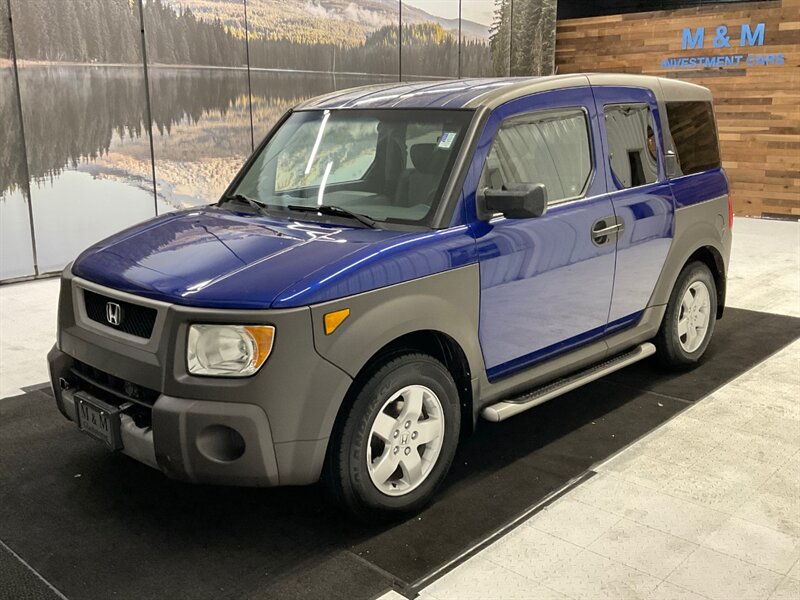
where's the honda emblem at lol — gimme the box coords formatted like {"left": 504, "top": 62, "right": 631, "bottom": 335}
{"left": 106, "top": 302, "right": 122, "bottom": 326}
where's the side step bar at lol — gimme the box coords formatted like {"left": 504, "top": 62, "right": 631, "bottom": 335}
{"left": 481, "top": 343, "right": 656, "bottom": 423}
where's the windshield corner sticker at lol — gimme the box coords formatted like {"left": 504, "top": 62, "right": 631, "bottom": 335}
{"left": 438, "top": 132, "right": 457, "bottom": 149}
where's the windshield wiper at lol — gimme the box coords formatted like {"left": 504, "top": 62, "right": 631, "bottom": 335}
{"left": 221, "top": 193, "right": 271, "bottom": 216}
{"left": 286, "top": 204, "right": 378, "bottom": 229}
{"left": 219, "top": 194, "right": 293, "bottom": 237}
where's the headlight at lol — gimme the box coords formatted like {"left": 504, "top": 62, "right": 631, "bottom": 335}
{"left": 187, "top": 325, "right": 275, "bottom": 377}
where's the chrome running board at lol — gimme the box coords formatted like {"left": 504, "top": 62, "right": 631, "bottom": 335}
{"left": 481, "top": 343, "right": 656, "bottom": 423}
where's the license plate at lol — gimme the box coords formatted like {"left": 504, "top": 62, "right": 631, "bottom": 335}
{"left": 75, "top": 392, "right": 121, "bottom": 450}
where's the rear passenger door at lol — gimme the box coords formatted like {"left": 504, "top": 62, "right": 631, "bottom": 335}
{"left": 593, "top": 86, "right": 675, "bottom": 326}
{"left": 472, "top": 88, "right": 617, "bottom": 380}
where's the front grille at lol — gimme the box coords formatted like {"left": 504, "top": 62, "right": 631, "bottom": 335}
{"left": 70, "top": 361, "right": 157, "bottom": 428}
{"left": 84, "top": 289, "right": 157, "bottom": 339}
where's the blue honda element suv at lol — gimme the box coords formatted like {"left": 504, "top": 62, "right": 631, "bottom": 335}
{"left": 49, "top": 74, "right": 731, "bottom": 517}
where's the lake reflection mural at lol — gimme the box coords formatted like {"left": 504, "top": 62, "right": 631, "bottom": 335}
{"left": 1, "top": 0, "right": 556, "bottom": 281}
{"left": 0, "top": 0, "right": 36, "bottom": 280}
{"left": 10, "top": 0, "right": 157, "bottom": 274}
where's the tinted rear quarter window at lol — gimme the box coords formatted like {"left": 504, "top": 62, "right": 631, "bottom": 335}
{"left": 666, "top": 101, "right": 721, "bottom": 176}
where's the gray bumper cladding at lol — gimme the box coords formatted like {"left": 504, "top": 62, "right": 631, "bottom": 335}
{"left": 48, "top": 271, "right": 356, "bottom": 487}
{"left": 153, "top": 395, "right": 279, "bottom": 487}
{"left": 49, "top": 345, "right": 281, "bottom": 487}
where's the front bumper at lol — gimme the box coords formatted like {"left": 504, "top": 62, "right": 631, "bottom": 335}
{"left": 49, "top": 272, "right": 354, "bottom": 487}
{"left": 51, "top": 345, "right": 281, "bottom": 485}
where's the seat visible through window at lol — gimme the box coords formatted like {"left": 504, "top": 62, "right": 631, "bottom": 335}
{"left": 395, "top": 143, "right": 449, "bottom": 208}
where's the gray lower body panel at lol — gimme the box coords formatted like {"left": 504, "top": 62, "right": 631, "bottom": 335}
{"left": 48, "top": 345, "right": 329, "bottom": 487}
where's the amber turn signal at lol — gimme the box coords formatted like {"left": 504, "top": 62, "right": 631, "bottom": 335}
{"left": 324, "top": 308, "right": 350, "bottom": 335}
{"left": 244, "top": 325, "right": 276, "bottom": 370}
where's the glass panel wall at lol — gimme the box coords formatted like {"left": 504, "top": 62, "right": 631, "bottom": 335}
{"left": 401, "top": 1, "right": 459, "bottom": 80}
{"left": 142, "top": 0, "right": 252, "bottom": 211}
{"left": 0, "top": 0, "right": 557, "bottom": 282}
{"left": 510, "top": 0, "right": 557, "bottom": 76}
{"left": 246, "top": 0, "right": 400, "bottom": 142}
{"left": 0, "top": 0, "right": 35, "bottom": 280}
{"left": 462, "top": 0, "right": 501, "bottom": 76}
{"left": 10, "top": 0, "right": 158, "bottom": 274}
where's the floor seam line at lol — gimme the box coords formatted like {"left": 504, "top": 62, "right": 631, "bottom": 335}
{"left": 406, "top": 470, "right": 597, "bottom": 594}
{"left": 581, "top": 546, "right": 667, "bottom": 581}
{"left": 604, "top": 380, "right": 696, "bottom": 405}
{"left": 695, "top": 533, "right": 798, "bottom": 577}
{"left": 346, "top": 549, "right": 412, "bottom": 597}
{"left": 0, "top": 538, "right": 70, "bottom": 600}
{"left": 662, "top": 552, "right": 715, "bottom": 600}
{"left": 589, "top": 400, "right": 702, "bottom": 474}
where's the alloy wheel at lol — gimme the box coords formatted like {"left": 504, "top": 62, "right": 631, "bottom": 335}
{"left": 678, "top": 280, "right": 712, "bottom": 353}
{"left": 366, "top": 384, "right": 445, "bottom": 497}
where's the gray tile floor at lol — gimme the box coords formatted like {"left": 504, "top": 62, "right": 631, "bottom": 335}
{"left": 1, "top": 217, "right": 798, "bottom": 600}
{"left": 378, "top": 218, "right": 800, "bottom": 600}
{"left": 0, "top": 276, "right": 59, "bottom": 397}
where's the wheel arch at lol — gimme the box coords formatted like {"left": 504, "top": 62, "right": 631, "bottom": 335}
{"left": 311, "top": 266, "right": 484, "bottom": 451}
{"left": 651, "top": 241, "right": 727, "bottom": 322}
{"left": 323, "top": 329, "right": 477, "bottom": 455}
{"left": 649, "top": 199, "right": 731, "bottom": 320}
{"left": 686, "top": 245, "right": 726, "bottom": 318}
{"left": 320, "top": 328, "right": 476, "bottom": 492}
{"left": 350, "top": 329, "right": 475, "bottom": 437}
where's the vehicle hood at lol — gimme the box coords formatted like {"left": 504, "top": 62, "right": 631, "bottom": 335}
{"left": 71, "top": 207, "right": 415, "bottom": 309}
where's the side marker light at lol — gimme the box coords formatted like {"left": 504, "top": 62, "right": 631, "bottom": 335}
{"left": 324, "top": 308, "right": 350, "bottom": 335}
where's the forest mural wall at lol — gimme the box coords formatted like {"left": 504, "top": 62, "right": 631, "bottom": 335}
{"left": 1, "top": 0, "right": 36, "bottom": 280}
{"left": 1, "top": 0, "right": 557, "bottom": 281}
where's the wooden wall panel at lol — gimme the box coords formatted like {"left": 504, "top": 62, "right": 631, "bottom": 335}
{"left": 556, "top": 0, "right": 800, "bottom": 217}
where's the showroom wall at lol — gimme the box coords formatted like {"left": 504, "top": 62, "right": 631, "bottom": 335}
{"left": 556, "top": 0, "right": 800, "bottom": 218}
{"left": 0, "top": 0, "right": 557, "bottom": 282}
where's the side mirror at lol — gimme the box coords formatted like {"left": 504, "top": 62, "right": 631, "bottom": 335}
{"left": 482, "top": 183, "right": 547, "bottom": 219}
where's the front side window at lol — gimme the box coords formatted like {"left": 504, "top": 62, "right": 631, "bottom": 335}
{"left": 604, "top": 104, "right": 659, "bottom": 189}
{"left": 665, "top": 100, "right": 721, "bottom": 176}
{"left": 481, "top": 109, "right": 592, "bottom": 205}
{"left": 232, "top": 109, "right": 473, "bottom": 226}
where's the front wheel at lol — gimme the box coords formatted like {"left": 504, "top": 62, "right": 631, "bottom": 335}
{"left": 323, "top": 353, "right": 461, "bottom": 519}
{"left": 655, "top": 261, "right": 717, "bottom": 370}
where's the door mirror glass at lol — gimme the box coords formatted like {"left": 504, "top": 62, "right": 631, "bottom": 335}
{"left": 483, "top": 183, "right": 548, "bottom": 219}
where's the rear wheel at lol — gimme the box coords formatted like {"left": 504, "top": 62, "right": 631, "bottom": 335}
{"left": 655, "top": 261, "right": 717, "bottom": 370}
{"left": 323, "top": 353, "right": 460, "bottom": 519}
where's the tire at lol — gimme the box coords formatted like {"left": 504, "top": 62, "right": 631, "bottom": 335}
{"left": 655, "top": 261, "right": 717, "bottom": 370}
{"left": 323, "top": 352, "right": 461, "bottom": 520}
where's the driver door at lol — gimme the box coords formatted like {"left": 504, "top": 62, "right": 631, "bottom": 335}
{"left": 473, "top": 88, "right": 617, "bottom": 380}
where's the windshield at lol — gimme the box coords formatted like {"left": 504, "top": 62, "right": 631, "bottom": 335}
{"left": 231, "top": 109, "right": 474, "bottom": 226}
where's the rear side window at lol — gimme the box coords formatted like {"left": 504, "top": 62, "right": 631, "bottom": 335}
{"left": 604, "top": 104, "right": 659, "bottom": 189}
{"left": 483, "top": 109, "right": 592, "bottom": 205}
{"left": 666, "top": 101, "right": 721, "bottom": 176}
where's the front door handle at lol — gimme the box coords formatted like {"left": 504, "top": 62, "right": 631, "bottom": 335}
{"left": 592, "top": 217, "right": 624, "bottom": 245}
{"left": 593, "top": 223, "right": 623, "bottom": 237}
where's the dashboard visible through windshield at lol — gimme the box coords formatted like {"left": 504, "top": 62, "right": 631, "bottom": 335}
{"left": 230, "top": 108, "right": 474, "bottom": 227}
